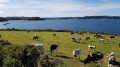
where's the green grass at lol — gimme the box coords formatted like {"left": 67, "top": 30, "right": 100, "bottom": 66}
{"left": 0, "top": 31, "right": 120, "bottom": 67}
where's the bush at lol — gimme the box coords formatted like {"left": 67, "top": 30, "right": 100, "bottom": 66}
{"left": 0, "top": 40, "right": 11, "bottom": 46}
{"left": 19, "top": 45, "right": 40, "bottom": 67}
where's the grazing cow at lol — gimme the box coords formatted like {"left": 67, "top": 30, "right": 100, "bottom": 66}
{"left": 86, "top": 37, "right": 90, "bottom": 40}
{"left": 84, "top": 52, "right": 104, "bottom": 66}
{"left": 88, "top": 45, "right": 96, "bottom": 51}
{"left": 96, "top": 35, "right": 101, "bottom": 38}
{"left": 107, "top": 52, "right": 120, "bottom": 67}
{"left": 62, "top": 32, "right": 64, "bottom": 35}
{"left": 94, "top": 34, "right": 98, "bottom": 37}
{"left": 108, "top": 60, "right": 120, "bottom": 67}
{"left": 32, "top": 43, "right": 44, "bottom": 53}
{"left": 77, "top": 38, "right": 81, "bottom": 43}
{"left": 107, "top": 38, "right": 112, "bottom": 40}
{"left": 71, "top": 37, "right": 76, "bottom": 42}
{"left": 50, "top": 44, "right": 58, "bottom": 55}
{"left": 78, "top": 32, "right": 83, "bottom": 35}
{"left": 110, "top": 36, "right": 115, "bottom": 39}
{"left": 97, "top": 35, "right": 105, "bottom": 38}
{"left": 27, "top": 31, "right": 30, "bottom": 33}
{"left": 53, "top": 33, "right": 56, "bottom": 37}
{"left": 71, "top": 32, "right": 74, "bottom": 35}
{"left": 79, "top": 32, "right": 84, "bottom": 35}
{"left": 107, "top": 52, "right": 116, "bottom": 62}
{"left": 33, "top": 36, "right": 39, "bottom": 40}
{"left": 94, "top": 34, "right": 105, "bottom": 38}
{"left": 73, "top": 48, "right": 81, "bottom": 59}
{"left": 0, "top": 35, "right": 1, "bottom": 38}
{"left": 99, "top": 39, "right": 105, "bottom": 42}
{"left": 78, "top": 32, "right": 81, "bottom": 35}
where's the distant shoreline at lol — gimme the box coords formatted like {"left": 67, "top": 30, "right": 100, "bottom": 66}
{"left": 0, "top": 28, "right": 118, "bottom": 35}
{"left": 1, "top": 16, "right": 120, "bottom": 22}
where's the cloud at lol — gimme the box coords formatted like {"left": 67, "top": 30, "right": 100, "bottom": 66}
{"left": 0, "top": 0, "right": 120, "bottom": 17}
{"left": 0, "top": 0, "right": 9, "bottom": 3}
{"left": 0, "top": 4, "right": 4, "bottom": 7}
{"left": 0, "top": 11, "right": 4, "bottom": 14}
{"left": 17, "top": 9, "right": 40, "bottom": 16}
{"left": 26, "top": 1, "right": 120, "bottom": 12}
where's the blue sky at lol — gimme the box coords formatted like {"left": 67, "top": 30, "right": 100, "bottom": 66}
{"left": 0, "top": 0, "right": 120, "bottom": 17}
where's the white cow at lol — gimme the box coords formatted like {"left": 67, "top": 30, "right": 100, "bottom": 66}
{"left": 88, "top": 45, "right": 96, "bottom": 51}
{"left": 73, "top": 48, "right": 81, "bottom": 59}
{"left": 99, "top": 39, "right": 105, "bottom": 42}
{"left": 107, "top": 52, "right": 118, "bottom": 67}
{"left": 62, "top": 32, "right": 64, "bottom": 35}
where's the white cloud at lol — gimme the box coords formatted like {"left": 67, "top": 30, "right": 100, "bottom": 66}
{"left": 1, "top": 0, "right": 120, "bottom": 17}
{"left": 0, "top": 0, "right": 9, "bottom": 3}
{"left": 26, "top": 1, "right": 120, "bottom": 12}
{"left": 0, "top": 4, "right": 4, "bottom": 7}
{"left": 17, "top": 9, "right": 40, "bottom": 16}
{"left": 0, "top": 11, "right": 4, "bottom": 14}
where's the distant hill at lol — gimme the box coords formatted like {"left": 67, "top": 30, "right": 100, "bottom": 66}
{"left": 46, "top": 16, "right": 120, "bottom": 19}
{"left": 1, "top": 16, "right": 120, "bottom": 22}
{"left": 0, "top": 17, "right": 8, "bottom": 22}
{"left": 6, "top": 17, "right": 46, "bottom": 20}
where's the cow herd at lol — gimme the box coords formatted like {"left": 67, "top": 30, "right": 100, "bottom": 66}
{"left": 30, "top": 32, "right": 119, "bottom": 67}
{"left": 0, "top": 31, "right": 119, "bottom": 67}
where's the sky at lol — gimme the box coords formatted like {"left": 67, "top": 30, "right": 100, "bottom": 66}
{"left": 0, "top": 0, "right": 120, "bottom": 17}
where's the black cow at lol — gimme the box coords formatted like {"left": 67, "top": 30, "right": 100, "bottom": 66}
{"left": 53, "top": 33, "right": 56, "bottom": 37}
{"left": 27, "top": 31, "right": 30, "bottom": 33}
{"left": 33, "top": 36, "right": 39, "bottom": 40}
{"left": 94, "top": 34, "right": 104, "bottom": 38}
{"left": 96, "top": 35, "right": 103, "bottom": 38}
{"left": 86, "top": 37, "right": 90, "bottom": 40}
{"left": 110, "top": 36, "right": 115, "bottom": 39}
{"left": 50, "top": 44, "right": 58, "bottom": 55}
{"left": 71, "top": 37, "right": 76, "bottom": 42}
{"left": 94, "top": 34, "right": 98, "bottom": 37}
{"left": 0, "top": 35, "right": 1, "bottom": 38}
{"left": 84, "top": 53, "right": 104, "bottom": 64}
{"left": 71, "top": 32, "right": 74, "bottom": 35}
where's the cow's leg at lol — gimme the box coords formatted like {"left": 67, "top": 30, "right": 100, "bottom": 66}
{"left": 56, "top": 48, "right": 58, "bottom": 55}
{"left": 94, "top": 48, "right": 96, "bottom": 51}
{"left": 50, "top": 51, "right": 52, "bottom": 55}
{"left": 78, "top": 54, "right": 80, "bottom": 59}
{"left": 88, "top": 48, "right": 90, "bottom": 51}
{"left": 37, "top": 38, "right": 38, "bottom": 41}
{"left": 99, "top": 59, "right": 102, "bottom": 67}
{"left": 76, "top": 55, "right": 77, "bottom": 59}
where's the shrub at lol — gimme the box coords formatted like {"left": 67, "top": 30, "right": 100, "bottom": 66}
{"left": 0, "top": 40, "right": 11, "bottom": 46}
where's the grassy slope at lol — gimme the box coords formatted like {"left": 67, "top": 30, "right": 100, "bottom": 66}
{"left": 0, "top": 31, "right": 120, "bottom": 67}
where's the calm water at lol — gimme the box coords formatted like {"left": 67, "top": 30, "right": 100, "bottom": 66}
{"left": 0, "top": 19, "right": 120, "bottom": 34}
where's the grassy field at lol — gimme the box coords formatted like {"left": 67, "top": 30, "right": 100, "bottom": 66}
{"left": 0, "top": 31, "right": 120, "bottom": 67}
